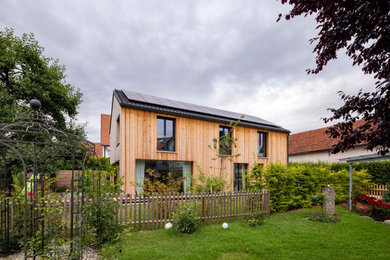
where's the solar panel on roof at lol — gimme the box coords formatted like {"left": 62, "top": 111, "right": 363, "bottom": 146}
{"left": 121, "top": 90, "right": 282, "bottom": 128}
{"left": 124, "top": 91, "right": 142, "bottom": 101}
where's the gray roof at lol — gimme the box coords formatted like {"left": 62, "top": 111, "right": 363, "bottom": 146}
{"left": 114, "top": 89, "right": 290, "bottom": 133}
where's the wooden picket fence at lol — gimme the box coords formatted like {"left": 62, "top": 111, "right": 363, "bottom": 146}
{"left": 63, "top": 190, "right": 270, "bottom": 229}
{"left": 362, "top": 184, "right": 388, "bottom": 199}
{"left": 3, "top": 190, "right": 269, "bottom": 232}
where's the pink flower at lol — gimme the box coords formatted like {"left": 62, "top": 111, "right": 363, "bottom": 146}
{"left": 28, "top": 191, "right": 33, "bottom": 196}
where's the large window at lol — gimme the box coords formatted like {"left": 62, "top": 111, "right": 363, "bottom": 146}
{"left": 234, "top": 163, "right": 247, "bottom": 191}
{"left": 258, "top": 131, "right": 267, "bottom": 157}
{"left": 157, "top": 117, "right": 175, "bottom": 152}
{"left": 219, "top": 125, "right": 232, "bottom": 155}
{"left": 135, "top": 160, "right": 192, "bottom": 194}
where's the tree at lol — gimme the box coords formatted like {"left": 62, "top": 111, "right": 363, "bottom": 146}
{"left": 209, "top": 117, "right": 242, "bottom": 177}
{"left": 278, "top": 1, "right": 390, "bottom": 154}
{"left": 0, "top": 28, "right": 83, "bottom": 134}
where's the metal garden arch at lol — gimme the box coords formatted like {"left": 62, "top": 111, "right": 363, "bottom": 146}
{"left": 0, "top": 100, "right": 97, "bottom": 259}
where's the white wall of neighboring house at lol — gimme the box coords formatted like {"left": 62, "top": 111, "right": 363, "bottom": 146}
{"left": 110, "top": 96, "right": 121, "bottom": 164}
{"left": 289, "top": 145, "right": 378, "bottom": 163}
{"left": 103, "top": 145, "right": 110, "bottom": 158}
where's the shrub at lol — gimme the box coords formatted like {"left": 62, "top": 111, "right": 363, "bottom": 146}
{"left": 140, "top": 169, "right": 185, "bottom": 194}
{"left": 82, "top": 165, "right": 124, "bottom": 247}
{"left": 83, "top": 197, "right": 124, "bottom": 246}
{"left": 351, "top": 190, "right": 376, "bottom": 204}
{"left": 382, "top": 189, "right": 390, "bottom": 203}
{"left": 191, "top": 169, "right": 227, "bottom": 193}
{"left": 289, "top": 160, "right": 390, "bottom": 185}
{"left": 245, "top": 211, "right": 266, "bottom": 227}
{"left": 354, "top": 161, "right": 390, "bottom": 184}
{"left": 310, "top": 194, "right": 325, "bottom": 206}
{"left": 246, "top": 163, "right": 372, "bottom": 212}
{"left": 172, "top": 202, "right": 200, "bottom": 234}
{"left": 368, "top": 200, "right": 390, "bottom": 220}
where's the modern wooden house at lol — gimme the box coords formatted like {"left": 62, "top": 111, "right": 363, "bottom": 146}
{"left": 110, "top": 90, "right": 290, "bottom": 194}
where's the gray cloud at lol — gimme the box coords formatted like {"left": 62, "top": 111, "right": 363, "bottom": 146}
{"left": 0, "top": 0, "right": 376, "bottom": 141}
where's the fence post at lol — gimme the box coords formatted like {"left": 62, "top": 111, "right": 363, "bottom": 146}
{"left": 201, "top": 192, "right": 205, "bottom": 222}
{"left": 262, "top": 189, "right": 270, "bottom": 217}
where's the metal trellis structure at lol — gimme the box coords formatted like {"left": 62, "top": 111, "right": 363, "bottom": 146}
{"left": 0, "top": 100, "right": 98, "bottom": 259}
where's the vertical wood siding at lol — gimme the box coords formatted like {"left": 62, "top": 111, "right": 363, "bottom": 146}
{"left": 119, "top": 107, "right": 288, "bottom": 194}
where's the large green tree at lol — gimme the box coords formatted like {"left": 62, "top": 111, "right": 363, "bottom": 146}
{"left": 0, "top": 28, "right": 83, "bottom": 133}
{"left": 279, "top": 0, "right": 390, "bottom": 155}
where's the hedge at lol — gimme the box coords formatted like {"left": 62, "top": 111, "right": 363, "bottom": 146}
{"left": 289, "top": 160, "right": 390, "bottom": 185}
{"left": 246, "top": 163, "right": 372, "bottom": 212}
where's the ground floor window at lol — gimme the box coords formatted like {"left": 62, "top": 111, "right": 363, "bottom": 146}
{"left": 234, "top": 163, "right": 247, "bottom": 191}
{"left": 135, "top": 159, "right": 192, "bottom": 194}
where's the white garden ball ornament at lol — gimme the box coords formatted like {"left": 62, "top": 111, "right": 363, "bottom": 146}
{"left": 165, "top": 223, "right": 173, "bottom": 229}
{"left": 222, "top": 223, "right": 228, "bottom": 229}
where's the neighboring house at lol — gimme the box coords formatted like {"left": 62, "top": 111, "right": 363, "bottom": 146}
{"left": 100, "top": 114, "right": 111, "bottom": 158}
{"left": 289, "top": 120, "right": 376, "bottom": 162}
{"left": 110, "top": 90, "right": 290, "bottom": 194}
{"left": 93, "top": 142, "right": 103, "bottom": 158}
{"left": 94, "top": 114, "right": 111, "bottom": 158}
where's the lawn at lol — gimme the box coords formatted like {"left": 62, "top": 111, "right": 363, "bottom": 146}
{"left": 101, "top": 206, "right": 390, "bottom": 260}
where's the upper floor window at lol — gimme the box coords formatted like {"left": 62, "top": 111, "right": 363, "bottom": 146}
{"left": 116, "top": 116, "right": 120, "bottom": 145}
{"left": 258, "top": 131, "right": 267, "bottom": 157}
{"left": 219, "top": 125, "right": 232, "bottom": 155}
{"left": 157, "top": 117, "right": 175, "bottom": 152}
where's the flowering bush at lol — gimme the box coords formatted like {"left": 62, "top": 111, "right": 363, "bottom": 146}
{"left": 352, "top": 191, "right": 390, "bottom": 221}
{"left": 307, "top": 212, "right": 339, "bottom": 223}
{"left": 351, "top": 190, "right": 377, "bottom": 204}
{"left": 368, "top": 200, "right": 390, "bottom": 220}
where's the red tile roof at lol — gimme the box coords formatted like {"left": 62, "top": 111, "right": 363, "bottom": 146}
{"left": 101, "top": 114, "right": 110, "bottom": 145}
{"left": 289, "top": 120, "right": 366, "bottom": 155}
{"left": 93, "top": 142, "right": 103, "bottom": 158}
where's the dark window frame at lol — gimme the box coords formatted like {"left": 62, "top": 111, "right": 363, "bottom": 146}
{"left": 157, "top": 116, "right": 176, "bottom": 152}
{"left": 219, "top": 125, "right": 232, "bottom": 156}
{"left": 234, "top": 163, "right": 247, "bottom": 191}
{"left": 258, "top": 131, "right": 267, "bottom": 157}
{"left": 116, "top": 116, "right": 120, "bottom": 147}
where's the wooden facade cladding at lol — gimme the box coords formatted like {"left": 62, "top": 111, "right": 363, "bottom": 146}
{"left": 114, "top": 105, "right": 288, "bottom": 194}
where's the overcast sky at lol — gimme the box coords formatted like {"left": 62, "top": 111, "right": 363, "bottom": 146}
{"left": 1, "top": 0, "right": 376, "bottom": 142}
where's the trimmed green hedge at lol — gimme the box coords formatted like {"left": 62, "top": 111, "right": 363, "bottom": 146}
{"left": 289, "top": 160, "right": 390, "bottom": 185}
{"left": 246, "top": 163, "right": 371, "bottom": 212}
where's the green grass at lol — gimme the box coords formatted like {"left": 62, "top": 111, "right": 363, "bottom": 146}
{"left": 101, "top": 206, "right": 390, "bottom": 260}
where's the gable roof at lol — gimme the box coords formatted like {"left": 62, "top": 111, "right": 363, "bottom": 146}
{"left": 113, "top": 89, "right": 290, "bottom": 133}
{"left": 289, "top": 120, "right": 366, "bottom": 155}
